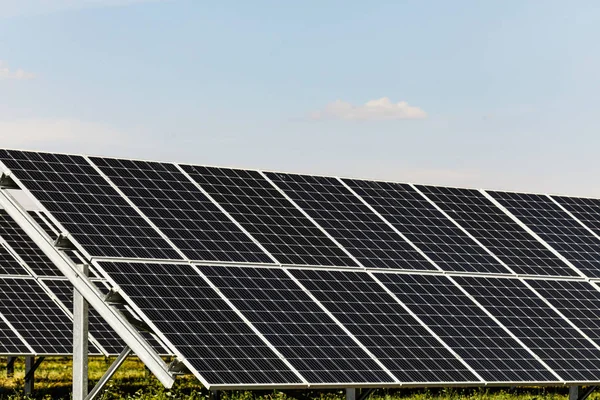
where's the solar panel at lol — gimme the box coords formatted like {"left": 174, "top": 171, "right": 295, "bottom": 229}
{"left": 180, "top": 165, "right": 357, "bottom": 267}
{"left": 89, "top": 157, "right": 273, "bottom": 264}
{"left": 42, "top": 279, "right": 124, "bottom": 355}
{"left": 289, "top": 269, "right": 478, "bottom": 383}
{"left": 551, "top": 195, "right": 600, "bottom": 246}
{"left": 0, "top": 243, "right": 29, "bottom": 275}
{"left": 526, "top": 279, "right": 600, "bottom": 345}
{"left": 375, "top": 273, "right": 557, "bottom": 382}
{"left": 266, "top": 173, "right": 433, "bottom": 270}
{"left": 344, "top": 179, "right": 510, "bottom": 274}
{"left": 417, "top": 185, "right": 577, "bottom": 277}
{"left": 0, "top": 209, "right": 63, "bottom": 276}
{"left": 201, "top": 265, "right": 394, "bottom": 384}
{"left": 488, "top": 191, "right": 600, "bottom": 278}
{"left": 0, "top": 318, "right": 30, "bottom": 355}
{"left": 0, "top": 277, "right": 74, "bottom": 355}
{"left": 0, "top": 150, "right": 182, "bottom": 260}
{"left": 97, "top": 261, "right": 302, "bottom": 386}
{"left": 454, "top": 276, "right": 600, "bottom": 381}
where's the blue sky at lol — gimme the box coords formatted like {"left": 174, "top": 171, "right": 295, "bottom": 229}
{"left": 1, "top": 0, "right": 599, "bottom": 195}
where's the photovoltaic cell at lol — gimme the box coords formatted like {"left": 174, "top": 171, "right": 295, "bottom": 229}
{"left": 489, "top": 191, "right": 600, "bottom": 277}
{"left": 0, "top": 210, "right": 62, "bottom": 276}
{"left": 0, "top": 318, "right": 30, "bottom": 354}
{"left": 289, "top": 269, "right": 478, "bottom": 383}
{"left": 90, "top": 157, "right": 272, "bottom": 264}
{"left": 344, "top": 179, "right": 509, "bottom": 274}
{"left": 454, "top": 276, "right": 600, "bottom": 381}
{"left": 42, "top": 279, "right": 124, "bottom": 355}
{"left": 267, "top": 173, "right": 433, "bottom": 270}
{"left": 551, "top": 195, "right": 600, "bottom": 246}
{"left": 526, "top": 279, "right": 600, "bottom": 345}
{"left": 0, "top": 150, "right": 181, "bottom": 260}
{"left": 376, "top": 273, "right": 556, "bottom": 382}
{"left": 0, "top": 277, "right": 72, "bottom": 354}
{"left": 201, "top": 265, "right": 393, "bottom": 384}
{"left": 98, "top": 262, "right": 301, "bottom": 386}
{"left": 0, "top": 243, "right": 28, "bottom": 275}
{"left": 181, "top": 165, "right": 357, "bottom": 267}
{"left": 418, "top": 185, "right": 576, "bottom": 277}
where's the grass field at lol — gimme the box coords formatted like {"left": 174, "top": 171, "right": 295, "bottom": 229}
{"left": 0, "top": 357, "right": 589, "bottom": 400}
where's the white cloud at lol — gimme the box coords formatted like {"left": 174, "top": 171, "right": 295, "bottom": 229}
{"left": 0, "top": 0, "right": 162, "bottom": 18}
{"left": 312, "top": 97, "right": 427, "bottom": 121}
{"left": 0, "top": 118, "right": 121, "bottom": 147}
{"left": 0, "top": 61, "right": 35, "bottom": 80}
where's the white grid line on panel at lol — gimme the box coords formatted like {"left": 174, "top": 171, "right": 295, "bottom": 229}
{"left": 189, "top": 264, "right": 309, "bottom": 385}
{"left": 442, "top": 276, "right": 564, "bottom": 382}
{"left": 33, "top": 210, "right": 60, "bottom": 237}
{"left": 175, "top": 164, "right": 280, "bottom": 265}
{"left": 282, "top": 268, "right": 400, "bottom": 384}
{"left": 85, "top": 156, "right": 188, "bottom": 261}
{"left": 337, "top": 178, "right": 444, "bottom": 272}
{"left": 260, "top": 171, "right": 365, "bottom": 268}
{"left": 480, "top": 190, "right": 587, "bottom": 279}
{"left": 410, "top": 184, "right": 518, "bottom": 275}
{"left": 0, "top": 240, "right": 37, "bottom": 277}
{"left": 366, "top": 271, "right": 486, "bottom": 383}
{"left": 519, "top": 279, "right": 600, "bottom": 353}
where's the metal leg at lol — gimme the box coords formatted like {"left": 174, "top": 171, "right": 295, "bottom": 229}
{"left": 73, "top": 264, "right": 90, "bottom": 400}
{"left": 210, "top": 390, "right": 221, "bottom": 400}
{"left": 6, "top": 356, "right": 16, "bottom": 378}
{"left": 24, "top": 356, "right": 44, "bottom": 395}
{"left": 346, "top": 388, "right": 357, "bottom": 400}
{"left": 86, "top": 346, "right": 132, "bottom": 400}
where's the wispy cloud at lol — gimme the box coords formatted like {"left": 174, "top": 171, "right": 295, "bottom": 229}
{"left": 0, "top": 0, "right": 162, "bottom": 18}
{"left": 0, "top": 61, "right": 35, "bottom": 80}
{"left": 312, "top": 97, "right": 427, "bottom": 121}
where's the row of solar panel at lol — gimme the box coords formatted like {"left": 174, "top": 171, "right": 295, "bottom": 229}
{"left": 2, "top": 150, "right": 600, "bottom": 279}
{"left": 94, "top": 261, "right": 600, "bottom": 387}
{"left": 0, "top": 209, "right": 165, "bottom": 356}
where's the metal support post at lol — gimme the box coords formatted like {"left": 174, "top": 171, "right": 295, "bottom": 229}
{"left": 73, "top": 263, "right": 90, "bottom": 400}
{"left": 570, "top": 386, "right": 580, "bottom": 400}
{"left": 85, "top": 346, "right": 132, "bottom": 400}
{"left": 210, "top": 390, "right": 221, "bottom": 400}
{"left": 24, "top": 356, "right": 44, "bottom": 395}
{"left": 346, "top": 388, "right": 357, "bottom": 400}
{"left": 6, "top": 356, "right": 16, "bottom": 377}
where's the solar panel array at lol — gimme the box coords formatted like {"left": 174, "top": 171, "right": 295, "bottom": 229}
{"left": 5, "top": 149, "right": 600, "bottom": 388}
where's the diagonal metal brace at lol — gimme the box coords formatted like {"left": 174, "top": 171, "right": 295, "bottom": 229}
{"left": 578, "top": 386, "right": 598, "bottom": 400}
{"left": 86, "top": 346, "right": 132, "bottom": 400}
{"left": 24, "top": 356, "right": 45, "bottom": 382}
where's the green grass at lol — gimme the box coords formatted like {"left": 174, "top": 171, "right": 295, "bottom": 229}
{"left": 0, "top": 357, "right": 591, "bottom": 400}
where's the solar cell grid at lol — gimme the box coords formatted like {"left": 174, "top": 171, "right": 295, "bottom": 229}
{"left": 289, "top": 269, "right": 478, "bottom": 383}
{"left": 98, "top": 261, "right": 301, "bottom": 386}
{"left": 0, "top": 209, "right": 62, "bottom": 276}
{"left": 0, "top": 150, "right": 181, "bottom": 260}
{"left": 267, "top": 173, "right": 433, "bottom": 270}
{"left": 454, "top": 276, "right": 600, "bottom": 381}
{"left": 0, "top": 318, "right": 30, "bottom": 354}
{"left": 181, "top": 165, "right": 357, "bottom": 267}
{"left": 489, "top": 191, "right": 599, "bottom": 277}
{"left": 0, "top": 242, "right": 28, "bottom": 275}
{"left": 201, "top": 265, "right": 393, "bottom": 384}
{"left": 90, "top": 157, "right": 273, "bottom": 264}
{"left": 417, "top": 185, "right": 577, "bottom": 277}
{"left": 551, "top": 196, "right": 600, "bottom": 245}
{"left": 344, "top": 179, "right": 510, "bottom": 274}
{"left": 0, "top": 277, "right": 73, "bottom": 354}
{"left": 526, "top": 279, "right": 600, "bottom": 345}
{"left": 375, "top": 273, "right": 556, "bottom": 382}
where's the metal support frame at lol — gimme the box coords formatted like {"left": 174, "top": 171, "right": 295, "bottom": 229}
{"left": 569, "top": 386, "right": 598, "bottom": 400}
{"left": 86, "top": 346, "right": 132, "bottom": 400}
{"left": 6, "top": 356, "right": 16, "bottom": 377}
{"left": 73, "top": 263, "right": 90, "bottom": 400}
{"left": 24, "top": 356, "right": 44, "bottom": 395}
{"left": 210, "top": 390, "right": 221, "bottom": 400}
